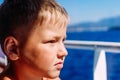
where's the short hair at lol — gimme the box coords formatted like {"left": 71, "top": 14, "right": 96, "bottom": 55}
{"left": 0, "top": 0, "right": 69, "bottom": 47}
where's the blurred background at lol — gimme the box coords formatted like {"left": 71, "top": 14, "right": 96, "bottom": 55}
{"left": 57, "top": 0, "right": 120, "bottom": 80}
{"left": 0, "top": 0, "right": 120, "bottom": 80}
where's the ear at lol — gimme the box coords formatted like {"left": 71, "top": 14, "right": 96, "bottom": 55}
{"left": 4, "top": 36, "right": 20, "bottom": 61}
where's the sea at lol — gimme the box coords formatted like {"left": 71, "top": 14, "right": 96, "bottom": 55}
{"left": 60, "top": 30, "right": 120, "bottom": 80}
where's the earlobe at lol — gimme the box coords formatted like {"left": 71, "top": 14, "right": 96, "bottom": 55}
{"left": 4, "top": 36, "right": 20, "bottom": 61}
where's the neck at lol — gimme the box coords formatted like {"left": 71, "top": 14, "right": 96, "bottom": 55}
{"left": 13, "top": 63, "right": 44, "bottom": 80}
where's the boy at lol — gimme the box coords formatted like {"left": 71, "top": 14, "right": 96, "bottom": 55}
{"left": 0, "top": 0, "right": 69, "bottom": 80}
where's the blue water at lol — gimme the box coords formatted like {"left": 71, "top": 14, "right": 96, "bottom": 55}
{"left": 60, "top": 30, "right": 120, "bottom": 80}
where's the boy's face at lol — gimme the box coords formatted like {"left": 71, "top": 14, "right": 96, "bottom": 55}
{"left": 18, "top": 22, "right": 68, "bottom": 78}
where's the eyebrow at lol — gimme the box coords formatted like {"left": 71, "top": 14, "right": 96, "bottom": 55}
{"left": 53, "top": 35, "right": 66, "bottom": 40}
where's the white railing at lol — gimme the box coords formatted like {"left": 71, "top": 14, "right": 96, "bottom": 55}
{"left": 0, "top": 40, "right": 120, "bottom": 80}
{"left": 0, "top": 46, "right": 7, "bottom": 68}
{"left": 64, "top": 40, "right": 120, "bottom": 80}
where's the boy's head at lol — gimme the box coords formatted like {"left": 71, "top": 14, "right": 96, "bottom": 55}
{"left": 0, "top": 0, "right": 69, "bottom": 78}
{"left": 0, "top": 0, "right": 69, "bottom": 49}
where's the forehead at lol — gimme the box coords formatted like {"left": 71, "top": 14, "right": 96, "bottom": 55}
{"left": 46, "top": 23, "right": 66, "bottom": 32}
{"left": 28, "top": 22, "right": 67, "bottom": 43}
{"left": 35, "top": 21, "right": 67, "bottom": 36}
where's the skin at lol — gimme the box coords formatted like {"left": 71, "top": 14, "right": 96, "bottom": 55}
{"left": 2, "top": 22, "right": 68, "bottom": 80}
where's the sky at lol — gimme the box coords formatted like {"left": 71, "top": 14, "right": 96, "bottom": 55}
{"left": 57, "top": 0, "right": 120, "bottom": 24}
{"left": 0, "top": 0, "right": 120, "bottom": 24}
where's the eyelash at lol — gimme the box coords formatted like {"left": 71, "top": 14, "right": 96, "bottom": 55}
{"left": 48, "top": 40, "right": 57, "bottom": 43}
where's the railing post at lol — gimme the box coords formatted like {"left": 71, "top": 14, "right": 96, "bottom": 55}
{"left": 94, "top": 49, "right": 107, "bottom": 80}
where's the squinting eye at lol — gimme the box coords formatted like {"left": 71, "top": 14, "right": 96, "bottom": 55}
{"left": 48, "top": 40, "right": 56, "bottom": 43}
{"left": 63, "top": 38, "right": 66, "bottom": 42}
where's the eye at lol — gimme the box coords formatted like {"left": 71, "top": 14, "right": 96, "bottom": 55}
{"left": 63, "top": 38, "right": 66, "bottom": 42}
{"left": 47, "top": 40, "right": 57, "bottom": 43}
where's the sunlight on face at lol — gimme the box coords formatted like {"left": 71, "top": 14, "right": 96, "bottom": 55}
{"left": 18, "top": 21, "right": 68, "bottom": 78}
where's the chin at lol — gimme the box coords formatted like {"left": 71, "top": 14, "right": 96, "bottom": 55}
{"left": 49, "top": 74, "right": 59, "bottom": 79}
{"left": 47, "top": 71, "right": 60, "bottom": 79}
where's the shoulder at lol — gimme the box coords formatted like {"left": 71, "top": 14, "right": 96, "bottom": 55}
{"left": 0, "top": 71, "right": 13, "bottom": 80}
{"left": 0, "top": 65, "right": 14, "bottom": 80}
{"left": 0, "top": 76, "right": 11, "bottom": 80}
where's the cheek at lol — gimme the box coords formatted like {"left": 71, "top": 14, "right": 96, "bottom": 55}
{"left": 36, "top": 45, "right": 57, "bottom": 67}
{"left": 21, "top": 45, "right": 57, "bottom": 70}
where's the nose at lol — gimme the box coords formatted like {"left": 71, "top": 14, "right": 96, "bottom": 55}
{"left": 57, "top": 43, "right": 68, "bottom": 59}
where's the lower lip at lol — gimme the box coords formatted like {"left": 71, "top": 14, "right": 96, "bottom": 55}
{"left": 55, "top": 63, "right": 63, "bottom": 70}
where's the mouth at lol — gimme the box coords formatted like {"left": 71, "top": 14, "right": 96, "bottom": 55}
{"left": 54, "top": 62, "right": 63, "bottom": 70}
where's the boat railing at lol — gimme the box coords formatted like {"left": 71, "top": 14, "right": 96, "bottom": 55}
{"left": 64, "top": 40, "right": 120, "bottom": 80}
